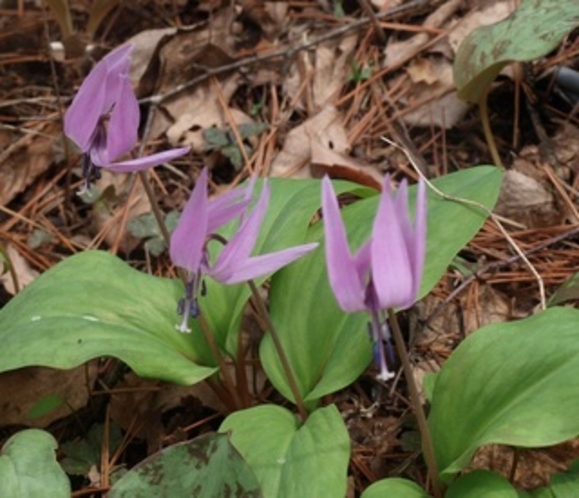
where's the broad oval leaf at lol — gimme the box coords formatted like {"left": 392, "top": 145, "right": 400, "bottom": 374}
{"left": 219, "top": 404, "right": 350, "bottom": 498}
{"left": 0, "top": 429, "right": 70, "bottom": 498}
{"left": 454, "top": 0, "right": 579, "bottom": 103}
{"left": 429, "top": 307, "right": 579, "bottom": 481}
{"left": 0, "top": 251, "right": 217, "bottom": 384}
{"left": 446, "top": 470, "right": 518, "bottom": 497}
{"left": 109, "top": 433, "right": 261, "bottom": 497}
{"left": 361, "top": 478, "right": 429, "bottom": 498}
{"left": 262, "top": 166, "right": 502, "bottom": 403}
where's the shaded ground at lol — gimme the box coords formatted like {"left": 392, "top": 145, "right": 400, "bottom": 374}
{"left": 1, "top": 0, "right": 579, "bottom": 495}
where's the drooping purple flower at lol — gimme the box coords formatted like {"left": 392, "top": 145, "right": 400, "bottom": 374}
{"left": 171, "top": 169, "right": 318, "bottom": 332}
{"left": 321, "top": 175, "right": 426, "bottom": 380}
{"left": 64, "top": 44, "right": 189, "bottom": 192}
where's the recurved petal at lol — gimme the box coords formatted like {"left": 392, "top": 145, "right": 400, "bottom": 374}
{"left": 211, "top": 242, "right": 318, "bottom": 284}
{"left": 208, "top": 181, "right": 270, "bottom": 279}
{"left": 106, "top": 147, "right": 190, "bottom": 172}
{"left": 169, "top": 167, "right": 209, "bottom": 273}
{"left": 321, "top": 176, "right": 367, "bottom": 312}
{"left": 106, "top": 75, "right": 139, "bottom": 161}
{"left": 371, "top": 176, "right": 414, "bottom": 310}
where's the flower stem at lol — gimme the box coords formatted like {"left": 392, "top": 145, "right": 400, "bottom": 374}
{"left": 387, "top": 308, "right": 441, "bottom": 498}
{"left": 479, "top": 88, "right": 504, "bottom": 169}
{"left": 198, "top": 312, "right": 242, "bottom": 410}
{"left": 137, "top": 170, "right": 172, "bottom": 246}
{"left": 247, "top": 280, "right": 308, "bottom": 422}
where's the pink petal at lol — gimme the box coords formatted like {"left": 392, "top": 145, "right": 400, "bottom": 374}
{"left": 371, "top": 176, "right": 414, "bottom": 310}
{"left": 106, "top": 75, "right": 139, "bottom": 160}
{"left": 106, "top": 147, "right": 190, "bottom": 172}
{"left": 209, "top": 181, "right": 271, "bottom": 279}
{"left": 321, "top": 176, "right": 367, "bottom": 312}
{"left": 64, "top": 44, "right": 133, "bottom": 152}
{"left": 207, "top": 185, "right": 252, "bottom": 232}
{"left": 169, "top": 168, "right": 209, "bottom": 273}
{"left": 212, "top": 243, "right": 318, "bottom": 284}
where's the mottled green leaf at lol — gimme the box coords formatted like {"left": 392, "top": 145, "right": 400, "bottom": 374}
{"left": 109, "top": 433, "right": 261, "bottom": 497}
{"left": 454, "top": 0, "right": 579, "bottom": 103}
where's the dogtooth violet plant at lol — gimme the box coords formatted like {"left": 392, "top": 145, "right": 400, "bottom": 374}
{"left": 64, "top": 43, "right": 189, "bottom": 193}
{"left": 170, "top": 167, "right": 318, "bottom": 333}
{"left": 322, "top": 174, "right": 440, "bottom": 495}
{"left": 15, "top": 40, "right": 579, "bottom": 497}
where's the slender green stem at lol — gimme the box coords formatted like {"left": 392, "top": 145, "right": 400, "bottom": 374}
{"left": 479, "top": 89, "right": 504, "bottom": 169}
{"left": 247, "top": 280, "right": 308, "bottom": 422}
{"left": 137, "top": 170, "right": 172, "bottom": 246}
{"left": 198, "top": 313, "right": 242, "bottom": 409}
{"left": 387, "top": 308, "right": 441, "bottom": 498}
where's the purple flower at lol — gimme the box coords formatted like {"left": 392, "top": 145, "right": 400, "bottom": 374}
{"left": 321, "top": 175, "right": 426, "bottom": 380}
{"left": 64, "top": 44, "right": 189, "bottom": 192}
{"left": 171, "top": 168, "right": 318, "bottom": 332}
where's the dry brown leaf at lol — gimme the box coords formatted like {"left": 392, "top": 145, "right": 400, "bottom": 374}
{"left": 0, "top": 244, "right": 39, "bottom": 295}
{"left": 383, "top": 0, "right": 462, "bottom": 68}
{"left": 495, "top": 170, "right": 562, "bottom": 228}
{"left": 313, "top": 35, "right": 357, "bottom": 109}
{"left": 126, "top": 27, "right": 178, "bottom": 87}
{"left": 311, "top": 137, "right": 383, "bottom": 190}
{"left": 401, "top": 57, "right": 469, "bottom": 128}
{"left": 270, "top": 105, "right": 349, "bottom": 178}
{"left": 240, "top": 0, "right": 288, "bottom": 39}
{"left": 89, "top": 170, "right": 152, "bottom": 253}
{"left": 447, "top": 0, "right": 514, "bottom": 55}
{"left": 284, "top": 34, "right": 357, "bottom": 111}
{"left": 0, "top": 364, "right": 97, "bottom": 428}
{"left": 166, "top": 74, "right": 254, "bottom": 152}
{"left": 0, "top": 122, "right": 59, "bottom": 206}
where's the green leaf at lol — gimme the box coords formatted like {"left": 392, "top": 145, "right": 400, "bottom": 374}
{"left": 262, "top": 166, "right": 503, "bottom": 403}
{"left": 429, "top": 307, "right": 579, "bottom": 481}
{"left": 220, "top": 405, "right": 349, "bottom": 498}
{"left": 454, "top": 0, "right": 579, "bottom": 103}
{"left": 446, "top": 470, "right": 518, "bottom": 497}
{"left": 0, "top": 429, "right": 70, "bottom": 498}
{"left": 361, "top": 478, "right": 429, "bottom": 497}
{"left": 27, "top": 394, "right": 65, "bottom": 421}
{"left": 203, "top": 127, "right": 231, "bottom": 148}
{"left": 127, "top": 213, "right": 160, "bottom": 239}
{"left": 61, "top": 424, "right": 122, "bottom": 476}
{"left": 238, "top": 122, "right": 269, "bottom": 139}
{"left": 109, "top": 433, "right": 261, "bottom": 497}
{"left": 548, "top": 272, "right": 579, "bottom": 307}
{"left": 0, "top": 250, "right": 217, "bottom": 384}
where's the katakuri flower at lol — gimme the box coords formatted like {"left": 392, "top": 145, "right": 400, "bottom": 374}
{"left": 64, "top": 44, "right": 189, "bottom": 192}
{"left": 170, "top": 168, "right": 318, "bottom": 332}
{"left": 321, "top": 175, "right": 426, "bottom": 380}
